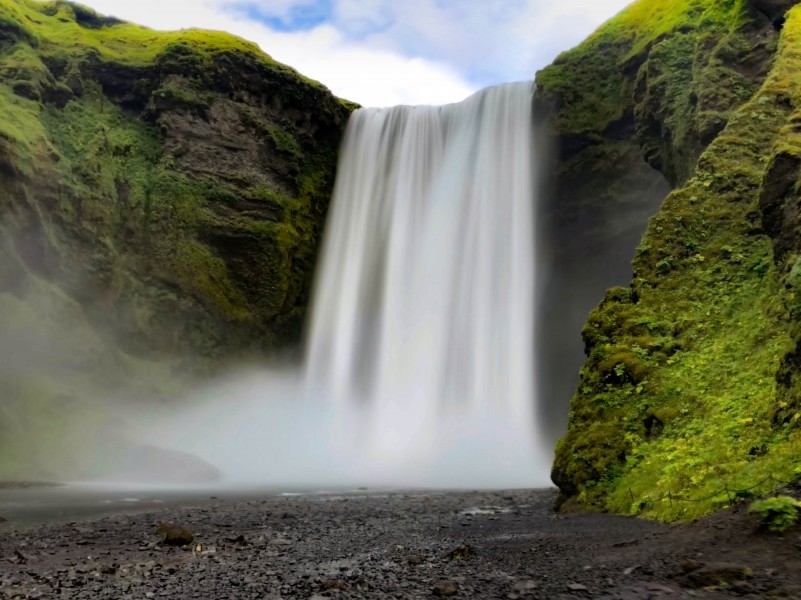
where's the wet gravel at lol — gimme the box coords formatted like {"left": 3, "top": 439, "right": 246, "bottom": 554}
{"left": 1, "top": 488, "right": 800, "bottom": 599}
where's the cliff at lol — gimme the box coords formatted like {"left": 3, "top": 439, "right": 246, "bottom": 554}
{"left": 0, "top": 0, "right": 352, "bottom": 478}
{"left": 544, "top": 0, "right": 801, "bottom": 520}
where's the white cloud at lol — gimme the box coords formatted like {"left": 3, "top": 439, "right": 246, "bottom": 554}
{"left": 74, "top": 0, "right": 634, "bottom": 107}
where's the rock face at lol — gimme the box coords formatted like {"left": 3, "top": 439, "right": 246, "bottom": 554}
{"left": 0, "top": 0, "right": 352, "bottom": 478}
{"left": 0, "top": 0, "right": 352, "bottom": 363}
{"left": 543, "top": 0, "right": 801, "bottom": 520}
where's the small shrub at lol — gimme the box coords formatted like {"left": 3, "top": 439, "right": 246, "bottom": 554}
{"left": 748, "top": 496, "right": 801, "bottom": 532}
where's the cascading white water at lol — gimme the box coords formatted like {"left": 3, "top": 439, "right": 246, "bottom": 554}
{"left": 304, "top": 81, "right": 548, "bottom": 487}
{"left": 134, "top": 82, "right": 551, "bottom": 490}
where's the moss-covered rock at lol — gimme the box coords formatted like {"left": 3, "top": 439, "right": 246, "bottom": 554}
{"left": 0, "top": 0, "right": 352, "bottom": 364}
{"left": 0, "top": 0, "right": 353, "bottom": 478}
{"left": 546, "top": 0, "right": 801, "bottom": 521}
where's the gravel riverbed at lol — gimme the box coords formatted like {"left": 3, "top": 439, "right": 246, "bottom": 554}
{"left": 1, "top": 487, "right": 800, "bottom": 599}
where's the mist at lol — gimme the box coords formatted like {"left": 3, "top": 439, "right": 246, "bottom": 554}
{"left": 1, "top": 83, "right": 561, "bottom": 492}
{"left": 127, "top": 83, "right": 554, "bottom": 492}
{"left": 130, "top": 367, "right": 551, "bottom": 490}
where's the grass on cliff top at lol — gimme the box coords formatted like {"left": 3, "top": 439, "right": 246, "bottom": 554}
{"left": 0, "top": 0, "right": 327, "bottom": 88}
{"left": 554, "top": 5, "right": 801, "bottom": 522}
{"left": 536, "top": 0, "right": 750, "bottom": 133}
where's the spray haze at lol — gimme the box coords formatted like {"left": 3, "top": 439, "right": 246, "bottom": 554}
{"left": 145, "top": 82, "right": 553, "bottom": 490}
{"left": 3, "top": 83, "right": 553, "bottom": 491}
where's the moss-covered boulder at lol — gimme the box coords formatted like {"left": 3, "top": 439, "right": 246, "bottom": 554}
{"left": 546, "top": 0, "right": 801, "bottom": 520}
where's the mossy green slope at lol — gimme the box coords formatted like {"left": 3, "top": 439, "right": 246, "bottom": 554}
{"left": 0, "top": 0, "right": 353, "bottom": 478}
{"left": 545, "top": 0, "right": 801, "bottom": 521}
{"left": 534, "top": 0, "right": 779, "bottom": 443}
{"left": 0, "top": 0, "right": 352, "bottom": 362}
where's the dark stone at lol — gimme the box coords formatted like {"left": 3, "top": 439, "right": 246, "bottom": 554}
{"left": 433, "top": 581, "right": 459, "bottom": 597}
{"left": 155, "top": 522, "right": 194, "bottom": 546}
{"left": 771, "top": 585, "right": 801, "bottom": 597}
{"left": 679, "top": 559, "right": 703, "bottom": 574}
{"left": 750, "top": 0, "right": 800, "bottom": 22}
{"left": 685, "top": 563, "right": 752, "bottom": 588}
{"left": 643, "top": 414, "right": 665, "bottom": 438}
{"left": 323, "top": 580, "right": 348, "bottom": 591}
{"left": 444, "top": 544, "right": 475, "bottom": 561}
{"left": 759, "top": 152, "right": 801, "bottom": 264}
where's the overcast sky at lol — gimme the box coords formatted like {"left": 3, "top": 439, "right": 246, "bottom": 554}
{"left": 78, "top": 0, "right": 633, "bottom": 107}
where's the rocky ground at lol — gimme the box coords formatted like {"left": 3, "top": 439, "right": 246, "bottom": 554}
{"left": 0, "top": 487, "right": 800, "bottom": 599}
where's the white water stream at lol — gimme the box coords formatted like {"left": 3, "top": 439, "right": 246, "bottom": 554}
{"left": 141, "top": 82, "right": 551, "bottom": 489}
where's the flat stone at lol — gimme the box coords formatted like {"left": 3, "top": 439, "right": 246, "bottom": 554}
{"left": 433, "top": 581, "right": 459, "bottom": 596}
{"left": 685, "top": 563, "right": 752, "bottom": 588}
{"left": 567, "top": 583, "right": 589, "bottom": 591}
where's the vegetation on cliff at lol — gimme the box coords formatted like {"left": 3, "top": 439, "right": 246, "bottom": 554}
{"left": 546, "top": 0, "right": 801, "bottom": 521}
{"left": 0, "top": 0, "right": 352, "bottom": 478}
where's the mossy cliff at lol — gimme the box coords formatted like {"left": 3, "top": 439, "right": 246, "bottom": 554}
{"left": 542, "top": 0, "right": 801, "bottom": 521}
{"left": 0, "top": 0, "right": 352, "bottom": 363}
{"left": 0, "top": 0, "right": 352, "bottom": 478}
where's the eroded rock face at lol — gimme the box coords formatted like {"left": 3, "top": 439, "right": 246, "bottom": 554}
{"left": 0, "top": 0, "right": 353, "bottom": 479}
{"left": 751, "top": 0, "right": 801, "bottom": 23}
{"left": 759, "top": 152, "right": 801, "bottom": 263}
{"left": 534, "top": 0, "right": 777, "bottom": 447}
{"left": 539, "top": 0, "right": 801, "bottom": 520}
{"left": 0, "top": 0, "right": 353, "bottom": 366}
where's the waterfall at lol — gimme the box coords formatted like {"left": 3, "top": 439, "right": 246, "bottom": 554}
{"left": 137, "top": 82, "right": 551, "bottom": 490}
{"left": 304, "top": 82, "right": 548, "bottom": 487}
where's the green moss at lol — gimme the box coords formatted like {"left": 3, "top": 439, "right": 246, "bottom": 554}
{"left": 0, "top": 0, "right": 351, "bottom": 477}
{"left": 0, "top": 0, "right": 330, "bottom": 94}
{"left": 0, "top": 83, "right": 49, "bottom": 174}
{"left": 149, "top": 78, "right": 213, "bottom": 116}
{"left": 553, "top": 5, "right": 801, "bottom": 522}
{"left": 748, "top": 495, "right": 801, "bottom": 531}
{"left": 537, "top": 0, "right": 749, "bottom": 136}
{"left": 172, "top": 239, "right": 250, "bottom": 321}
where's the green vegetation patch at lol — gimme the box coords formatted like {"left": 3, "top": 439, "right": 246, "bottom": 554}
{"left": 553, "top": 3, "right": 801, "bottom": 522}
{"left": 537, "top": 0, "right": 758, "bottom": 137}
{"left": 748, "top": 495, "right": 801, "bottom": 531}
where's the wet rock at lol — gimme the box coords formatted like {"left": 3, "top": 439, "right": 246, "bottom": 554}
{"left": 751, "top": 0, "right": 800, "bottom": 23}
{"left": 513, "top": 580, "right": 538, "bottom": 593}
{"left": 323, "top": 579, "right": 348, "bottom": 591}
{"left": 408, "top": 555, "right": 426, "bottom": 566}
{"left": 678, "top": 559, "right": 702, "bottom": 574}
{"left": 684, "top": 563, "right": 752, "bottom": 588}
{"left": 771, "top": 584, "right": 801, "bottom": 597}
{"left": 444, "top": 544, "right": 475, "bottom": 561}
{"left": 567, "top": 582, "right": 589, "bottom": 591}
{"left": 155, "top": 522, "right": 194, "bottom": 546}
{"left": 223, "top": 534, "right": 248, "bottom": 545}
{"left": 433, "top": 581, "right": 459, "bottom": 596}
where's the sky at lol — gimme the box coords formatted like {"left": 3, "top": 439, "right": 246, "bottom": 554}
{"left": 78, "top": 0, "right": 634, "bottom": 107}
